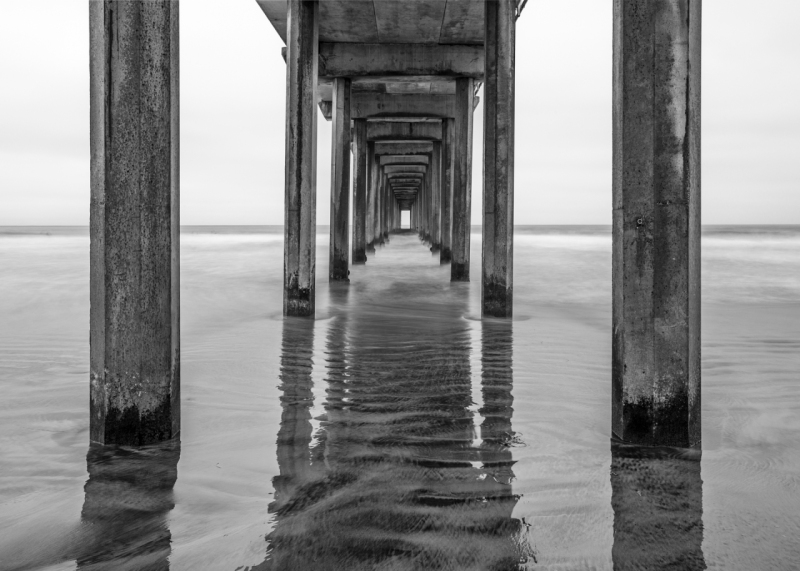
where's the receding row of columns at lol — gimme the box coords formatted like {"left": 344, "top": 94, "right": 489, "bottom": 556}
{"left": 324, "top": 82, "right": 481, "bottom": 293}
{"left": 89, "top": 0, "right": 700, "bottom": 449}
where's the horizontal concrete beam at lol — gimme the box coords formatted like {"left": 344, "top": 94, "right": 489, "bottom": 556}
{"left": 319, "top": 43, "right": 484, "bottom": 79}
{"left": 375, "top": 141, "right": 433, "bottom": 155}
{"left": 351, "top": 93, "right": 455, "bottom": 119}
{"left": 387, "top": 172, "right": 424, "bottom": 179}
{"left": 367, "top": 117, "right": 442, "bottom": 123}
{"left": 385, "top": 165, "right": 427, "bottom": 175}
{"left": 380, "top": 155, "right": 430, "bottom": 166}
{"left": 367, "top": 121, "right": 442, "bottom": 141}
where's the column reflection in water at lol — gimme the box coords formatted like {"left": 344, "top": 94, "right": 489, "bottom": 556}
{"left": 263, "top": 288, "right": 533, "bottom": 569}
{"left": 76, "top": 441, "right": 179, "bottom": 570}
{"left": 611, "top": 442, "right": 705, "bottom": 570}
{"left": 267, "top": 316, "right": 321, "bottom": 568}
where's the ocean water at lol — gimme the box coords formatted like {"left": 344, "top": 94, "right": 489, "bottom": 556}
{"left": 0, "top": 225, "right": 798, "bottom": 570}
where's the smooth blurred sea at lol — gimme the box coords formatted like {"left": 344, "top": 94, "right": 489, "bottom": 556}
{"left": 0, "top": 225, "right": 798, "bottom": 570}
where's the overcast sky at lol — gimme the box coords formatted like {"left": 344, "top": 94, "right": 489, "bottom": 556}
{"left": 1, "top": 0, "right": 798, "bottom": 225}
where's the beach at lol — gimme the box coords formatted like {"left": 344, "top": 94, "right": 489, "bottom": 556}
{"left": 0, "top": 225, "right": 798, "bottom": 570}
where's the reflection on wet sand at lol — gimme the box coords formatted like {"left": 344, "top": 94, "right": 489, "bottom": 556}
{"left": 611, "top": 442, "right": 705, "bottom": 570}
{"left": 76, "top": 441, "right": 179, "bottom": 570}
{"left": 259, "top": 286, "right": 532, "bottom": 569}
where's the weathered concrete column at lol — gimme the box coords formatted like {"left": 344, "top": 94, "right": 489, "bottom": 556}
{"left": 366, "top": 141, "right": 376, "bottom": 252}
{"left": 376, "top": 157, "right": 384, "bottom": 244}
{"left": 352, "top": 119, "right": 368, "bottom": 264}
{"left": 612, "top": 0, "right": 701, "bottom": 447}
{"left": 386, "top": 187, "right": 400, "bottom": 233}
{"left": 422, "top": 172, "right": 430, "bottom": 241}
{"left": 418, "top": 176, "right": 425, "bottom": 238}
{"left": 89, "top": 0, "right": 179, "bottom": 445}
{"left": 440, "top": 118, "right": 454, "bottom": 264}
{"left": 482, "top": 0, "right": 516, "bottom": 317}
{"left": 329, "top": 77, "right": 350, "bottom": 282}
{"left": 430, "top": 142, "right": 442, "bottom": 251}
{"left": 284, "top": 0, "right": 318, "bottom": 315}
{"left": 452, "top": 78, "right": 474, "bottom": 281}
{"left": 383, "top": 170, "right": 390, "bottom": 239}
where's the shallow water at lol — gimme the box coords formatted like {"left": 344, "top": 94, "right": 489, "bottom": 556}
{"left": 0, "top": 225, "right": 798, "bottom": 570}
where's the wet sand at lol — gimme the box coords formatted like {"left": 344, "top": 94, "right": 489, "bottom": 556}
{"left": 0, "top": 226, "right": 798, "bottom": 569}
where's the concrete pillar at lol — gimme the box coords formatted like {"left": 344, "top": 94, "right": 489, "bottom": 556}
{"left": 89, "top": 0, "right": 179, "bottom": 445}
{"left": 383, "top": 170, "right": 390, "bottom": 239}
{"left": 452, "top": 78, "right": 474, "bottom": 281}
{"left": 612, "top": 0, "right": 701, "bottom": 447}
{"left": 420, "top": 170, "right": 427, "bottom": 240}
{"left": 418, "top": 176, "right": 426, "bottom": 239}
{"left": 423, "top": 172, "right": 431, "bottom": 242}
{"left": 329, "top": 77, "right": 350, "bottom": 282}
{"left": 352, "top": 119, "right": 368, "bottom": 263}
{"left": 440, "top": 118, "right": 454, "bottom": 264}
{"left": 283, "top": 0, "right": 318, "bottom": 316}
{"left": 430, "top": 142, "right": 442, "bottom": 252}
{"left": 392, "top": 199, "right": 397, "bottom": 231}
{"left": 376, "top": 158, "right": 384, "bottom": 244}
{"left": 482, "top": 0, "right": 516, "bottom": 318}
{"left": 366, "top": 141, "right": 376, "bottom": 252}
{"left": 383, "top": 173, "right": 390, "bottom": 233}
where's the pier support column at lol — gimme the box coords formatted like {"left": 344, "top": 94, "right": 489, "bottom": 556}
{"left": 482, "top": 0, "right": 516, "bottom": 317}
{"left": 383, "top": 171, "right": 390, "bottom": 239}
{"left": 425, "top": 171, "right": 432, "bottom": 241}
{"left": 283, "top": 0, "right": 318, "bottom": 315}
{"left": 440, "top": 118, "right": 454, "bottom": 264}
{"left": 377, "top": 157, "right": 385, "bottom": 243}
{"left": 612, "top": 0, "right": 701, "bottom": 447}
{"left": 366, "top": 141, "right": 376, "bottom": 252}
{"left": 329, "top": 77, "right": 350, "bottom": 281}
{"left": 352, "top": 119, "right": 368, "bottom": 264}
{"left": 430, "top": 142, "right": 442, "bottom": 251}
{"left": 452, "top": 78, "right": 475, "bottom": 281}
{"left": 419, "top": 176, "right": 426, "bottom": 239}
{"left": 89, "top": 0, "right": 180, "bottom": 445}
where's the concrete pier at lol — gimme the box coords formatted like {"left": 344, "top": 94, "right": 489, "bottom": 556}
{"left": 255, "top": 0, "right": 703, "bottom": 454}
{"left": 89, "top": 0, "right": 179, "bottom": 445}
{"left": 352, "top": 119, "right": 368, "bottom": 264}
{"left": 482, "top": 0, "right": 516, "bottom": 317}
{"left": 451, "top": 78, "right": 474, "bottom": 282}
{"left": 283, "top": 0, "right": 318, "bottom": 316}
{"left": 329, "top": 77, "right": 350, "bottom": 281}
{"left": 440, "top": 118, "right": 454, "bottom": 264}
{"left": 612, "top": 0, "right": 701, "bottom": 447}
{"left": 430, "top": 141, "right": 442, "bottom": 251}
{"left": 366, "top": 141, "right": 376, "bottom": 252}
